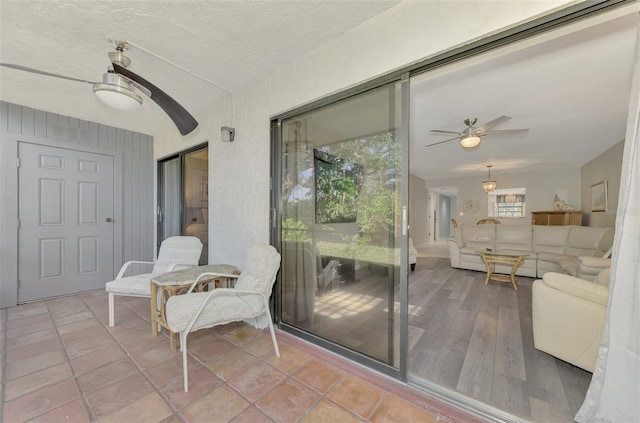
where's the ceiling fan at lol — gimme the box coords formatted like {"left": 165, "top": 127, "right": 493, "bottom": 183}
{"left": 0, "top": 41, "right": 198, "bottom": 136}
{"left": 425, "top": 116, "right": 528, "bottom": 149}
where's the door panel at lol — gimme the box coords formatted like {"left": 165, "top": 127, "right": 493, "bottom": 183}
{"left": 18, "top": 142, "right": 115, "bottom": 302}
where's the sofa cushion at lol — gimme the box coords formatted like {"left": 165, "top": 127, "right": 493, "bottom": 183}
{"left": 496, "top": 225, "right": 533, "bottom": 251}
{"left": 533, "top": 226, "right": 571, "bottom": 253}
{"left": 537, "top": 252, "right": 575, "bottom": 265}
{"left": 565, "top": 226, "right": 613, "bottom": 256}
{"left": 461, "top": 225, "right": 495, "bottom": 249}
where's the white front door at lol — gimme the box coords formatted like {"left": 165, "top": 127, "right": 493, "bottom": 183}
{"left": 18, "top": 142, "right": 115, "bottom": 302}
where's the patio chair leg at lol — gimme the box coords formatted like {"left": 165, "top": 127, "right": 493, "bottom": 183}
{"left": 182, "top": 332, "right": 189, "bottom": 392}
{"left": 266, "top": 311, "right": 280, "bottom": 357}
{"left": 108, "top": 293, "right": 115, "bottom": 327}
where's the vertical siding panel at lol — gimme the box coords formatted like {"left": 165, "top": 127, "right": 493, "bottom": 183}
{"left": 132, "top": 132, "right": 141, "bottom": 262}
{"left": 98, "top": 124, "right": 108, "bottom": 149}
{"left": 111, "top": 128, "right": 121, "bottom": 151}
{"left": 89, "top": 122, "right": 99, "bottom": 147}
{"left": 34, "top": 110, "right": 47, "bottom": 138}
{"left": 107, "top": 126, "right": 116, "bottom": 151}
{"left": 7, "top": 103, "right": 22, "bottom": 134}
{"left": 21, "top": 107, "right": 35, "bottom": 136}
{"left": 124, "top": 131, "right": 134, "bottom": 262}
{"left": 77, "top": 119, "right": 90, "bottom": 145}
{"left": 141, "top": 136, "right": 151, "bottom": 261}
{"left": 0, "top": 102, "right": 7, "bottom": 132}
{"left": 46, "top": 112, "right": 56, "bottom": 139}
{"left": 148, "top": 136, "right": 154, "bottom": 261}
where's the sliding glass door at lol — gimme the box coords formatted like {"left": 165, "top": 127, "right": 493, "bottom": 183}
{"left": 275, "top": 79, "right": 410, "bottom": 375}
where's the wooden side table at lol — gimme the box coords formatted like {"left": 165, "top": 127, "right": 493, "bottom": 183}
{"left": 480, "top": 251, "right": 526, "bottom": 290}
{"left": 150, "top": 264, "right": 240, "bottom": 349}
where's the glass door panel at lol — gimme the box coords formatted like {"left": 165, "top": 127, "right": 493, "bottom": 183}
{"left": 279, "top": 81, "right": 407, "bottom": 368}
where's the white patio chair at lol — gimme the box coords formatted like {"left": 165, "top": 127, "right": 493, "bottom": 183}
{"left": 165, "top": 244, "right": 281, "bottom": 392}
{"left": 105, "top": 236, "right": 203, "bottom": 327}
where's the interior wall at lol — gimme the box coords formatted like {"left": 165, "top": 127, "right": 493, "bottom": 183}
{"left": 438, "top": 195, "right": 452, "bottom": 240}
{"left": 409, "top": 173, "right": 428, "bottom": 246}
{"left": 426, "top": 167, "right": 581, "bottom": 226}
{"left": 152, "top": 1, "right": 575, "bottom": 265}
{"left": 581, "top": 139, "right": 624, "bottom": 227}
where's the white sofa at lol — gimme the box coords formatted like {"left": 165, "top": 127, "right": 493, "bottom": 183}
{"left": 532, "top": 267, "right": 610, "bottom": 372}
{"left": 448, "top": 224, "right": 614, "bottom": 278}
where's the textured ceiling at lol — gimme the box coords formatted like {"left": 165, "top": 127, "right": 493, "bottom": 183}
{"left": 0, "top": 0, "right": 401, "bottom": 134}
{"left": 1, "top": 2, "right": 637, "bottom": 185}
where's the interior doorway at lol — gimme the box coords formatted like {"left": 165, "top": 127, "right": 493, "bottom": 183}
{"left": 157, "top": 143, "right": 209, "bottom": 264}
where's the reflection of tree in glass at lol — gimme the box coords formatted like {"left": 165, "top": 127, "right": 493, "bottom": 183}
{"left": 314, "top": 149, "right": 362, "bottom": 224}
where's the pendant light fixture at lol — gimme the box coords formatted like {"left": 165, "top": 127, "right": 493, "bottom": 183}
{"left": 481, "top": 165, "right": 497, "bottom": 192}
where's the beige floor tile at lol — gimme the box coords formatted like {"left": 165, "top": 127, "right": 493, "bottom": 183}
{"left": 5, "top": 337, "right": 62, "bottom": 363}
{"left": 5, "top": 327, "right": 58, "bottom": 349}
{"left": 370, "top": 393, "right": 437, "bottom": 423}
{"left": 160, "top": 363, "right": 222, "bottom": 410}
{"left": 98, "top": 392, "right": 172, "bottom": 423}
{"left": 301, "top": 399, "right": 363, "bottom": 423}
{"left": 130, "top": 342, "right": 180, "bottom": 369}
{"left": 187, "top": 334, "right": 236, "bottom": 362}
{"left": 295, "top": 359, "right": 343, "bottom": 393}
{"left": 54, "top": 310, "right": 95, "bottom": 327}
{"left": 5, "top": 349, "right": 68, "bottom": 380}
{"left": 26, "top": 398, "right": 90, "bottom": 423}
{"left": 180, "top": 385, "right": 248, "bottom": 422}
{"left": 5, "top": 311, "right": 51, "bottom": 330}
{"left": 230, "top": 405, "right": 273, "bottom": 423}
{"left": 223, "top": 325, "right": 263, "bottom": 345}
{"left": 228, "top": 362, "right": 286, "bottom": 402}
{"left": 6, "top": 303, "right": 48, "bottom": 320}
{"left": 56, "top": 316, "right": 101, "bottom": 335}
{"left": 327, "top": 374, "right": 383, "bottom": 419}
{"left": 76, "top": 357, "right": 139, "bottom": 394}
{"left": 244, "top": 334, "right": 279, "bottom": 358}
{"left": 145, "top": 355, "right": 197, "bottom": 388}
{"left": 5, "top": 317, "right": 54, "bottom": 338}
{"left": 85, "top": 372, "right": 154, "bottom": 419}
{"left": 265, "top": 344, "right": 312, "bottom": 374}
{"left": 257, "top": 378, "right": 320, "bottom": 422}
{"left": 70, "top": 345, "right": 126, "bottom": 375}
{"left": 3, "top": 378, "right": 80, "bottom": 422}
{"left": 205, "top": 348, "right": 259, "bottom": 380}
{"left": 4, "top": 362, "right": 73, "bottom": 401}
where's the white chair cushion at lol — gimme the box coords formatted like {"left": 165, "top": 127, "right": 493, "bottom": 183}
{"left": 166, "top": 291, "right": 263, "bottom": 333}
{"left": 105, "top": 274, "right": 154, "bottom": 296}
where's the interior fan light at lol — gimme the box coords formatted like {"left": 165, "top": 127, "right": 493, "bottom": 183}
{"left": 93, "top": 72, "right": 142, "bottom": 110}
{"left": 460, "top": 134, "right": 481, "bottom": 148}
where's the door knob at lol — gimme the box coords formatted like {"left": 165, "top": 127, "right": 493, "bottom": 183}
{"left": 105, "top": 217, "right": 113, "bottom": 223}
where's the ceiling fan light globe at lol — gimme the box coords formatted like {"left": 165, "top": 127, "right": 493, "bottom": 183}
{"left": 93, "top": 72, "right": 142, "bottom": 110}
{"left": 460, "top": 135, "right": 481, "bottom": 148}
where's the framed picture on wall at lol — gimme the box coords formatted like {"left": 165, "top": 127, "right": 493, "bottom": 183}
{"left": 591, "top": 180, "right": 607, "bottom": 212}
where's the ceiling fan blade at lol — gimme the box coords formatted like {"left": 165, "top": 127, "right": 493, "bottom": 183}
{"left": 0, "top": 63, "right": 97, "bottom": 85}
{"left": 485, "top": 129, "right": 529, "bottom": 135}
{"left": 475, "top": 115, "right": 511, "bottom": 133}
{"left": 424, "top": 136, "right": 459, "bottom": 149}
{"left": 112, "top": 63, "right": 198, "bottom": 136}
{"left": 430, "top": 129, "right": 462, "bottom": 135}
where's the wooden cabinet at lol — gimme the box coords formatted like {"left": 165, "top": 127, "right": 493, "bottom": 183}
{"left": 531, "top": 211, "right": 582, "bottom": 226}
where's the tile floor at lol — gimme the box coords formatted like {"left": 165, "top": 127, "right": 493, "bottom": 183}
{"left": 1, "top": 290, "right": 482, "bottom": 422}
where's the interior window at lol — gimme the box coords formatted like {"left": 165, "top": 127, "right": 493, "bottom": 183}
{"left": 488, "top": 187, "right": 526, "bottom": 218}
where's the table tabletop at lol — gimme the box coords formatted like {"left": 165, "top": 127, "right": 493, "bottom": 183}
{"left": 151, "top": 264, "right": 240, "bottom": 286}
{"left": 477, "top": 249, "right": 530, "bottom": 258}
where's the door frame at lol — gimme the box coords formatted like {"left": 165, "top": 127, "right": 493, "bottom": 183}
{"left": 0, "top": 134, "right": 123, "bottom": 307}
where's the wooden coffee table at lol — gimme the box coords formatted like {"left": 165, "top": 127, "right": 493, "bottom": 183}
{"left": 479, "top": 250, "right": 526, "bottom": 290}
{"left": 150, "top": 264, "right": 240, "bottom": 349}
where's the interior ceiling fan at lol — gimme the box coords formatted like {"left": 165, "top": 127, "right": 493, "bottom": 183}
{"left": 0, "top": 41, "right": 198, "bottom": 136}
{"left": 426, "top": 116, "right": 528, "bottom": 149}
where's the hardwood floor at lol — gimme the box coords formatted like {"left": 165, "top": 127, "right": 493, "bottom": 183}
{"left": 407, "top": 257, "right": 592, "bottom": 422}
{"left": 300, "top": 255, "right": 591, "bottom": 421}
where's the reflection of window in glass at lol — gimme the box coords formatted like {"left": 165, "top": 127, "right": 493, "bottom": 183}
{"left": 314, "top": 149, "right": 363, "bottom": 224}
{"left": 488, "top": 188, "right": 526, "bottom": 218}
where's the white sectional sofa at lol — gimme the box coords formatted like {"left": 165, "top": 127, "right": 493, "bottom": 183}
{"left": 447, "top": 224, "right": 614, "bottom": 279}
